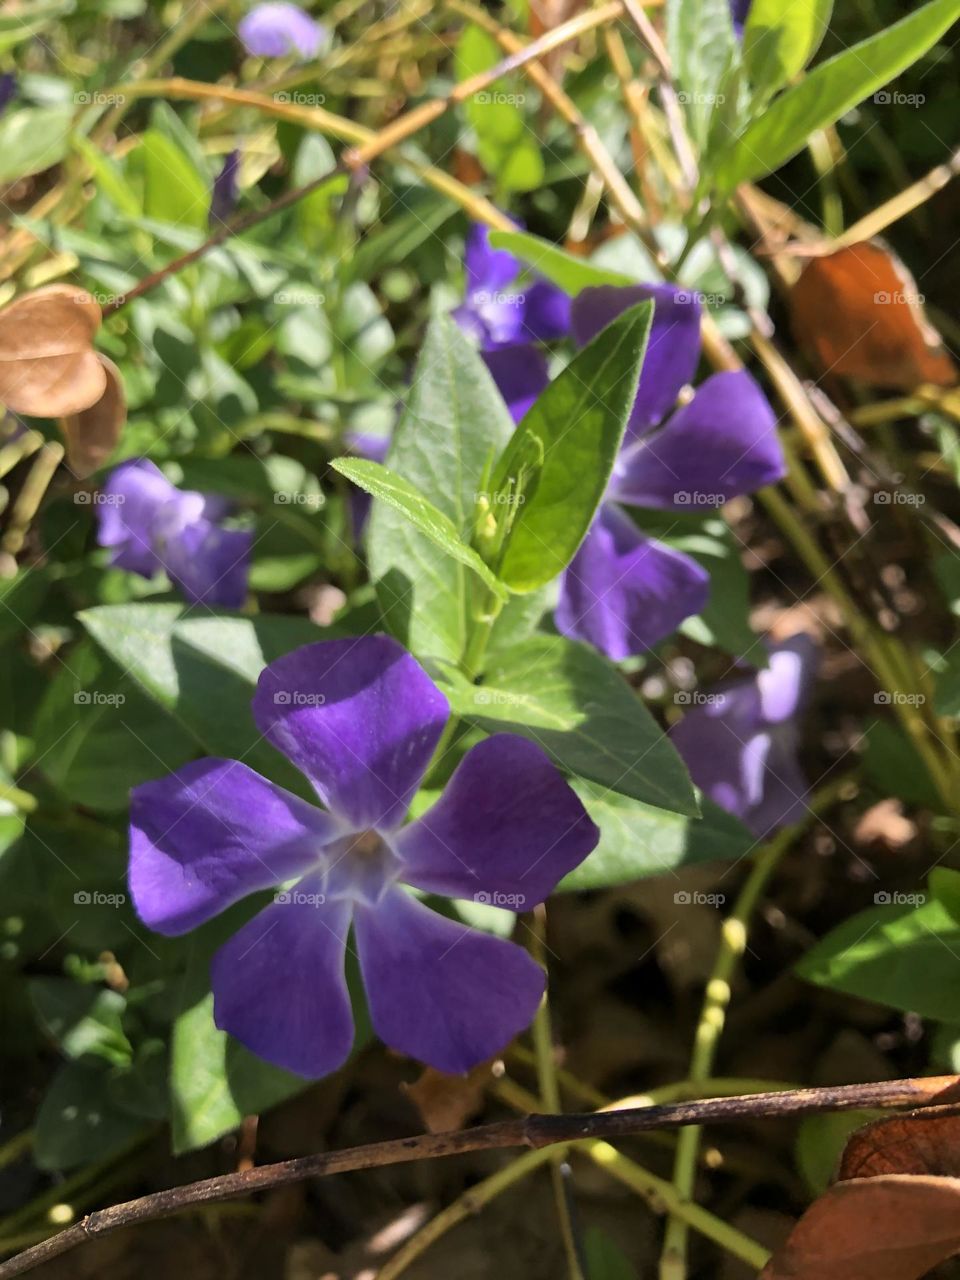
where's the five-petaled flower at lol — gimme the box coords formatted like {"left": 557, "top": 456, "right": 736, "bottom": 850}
{"left": 238, "top": 2, "right": 324, "bottom": 58}
{"left": 97, "top": 459, "right": 252, "bottom": 608}
{"left": 129, "top": 635, "right": 599, "bottom": 1077}
{"left": 671, "top": 634, "right": 817, "bottom": 836}
{"left": 453, "top": 224, "right": 571, "bottom": 421}
{"left": 555, "top": 285, "right": 786, "bottom": 660}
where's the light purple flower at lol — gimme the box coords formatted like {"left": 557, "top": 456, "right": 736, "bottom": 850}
{"left": 209, "top": 150, "right": 239, "bottom": 225}
{"left": 129, "top": 635, "right": 599, "bottom": 1077}
{"left": 97, "top": 460, "right": 252, "bottom": 609}
{"left": 345, "top": 430, "right": 390, "bottom": 541}
{"left": 555, "top": 285, "right": 785, "bottom": 660}
{"left": 238, "top": 2, "right": 324, "bottom": 58}
{"left": 0, "top": 74, "right": 17, "bottom": 118}
{"left": 670, "top": 635, "right": 817, "bottom": 836}
{"left": 452, "top": 224, "right": 571, "bottom": 422}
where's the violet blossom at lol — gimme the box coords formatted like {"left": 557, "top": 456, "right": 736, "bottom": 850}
{"left": 129, "top": 635, "right": 599, "bottom": 1076}
{"left": 453, "top": 224, "right": 571, "bottom": 421}
{"left": 209, "top": 150, "right": 239, "bottom": 225}
{"left": 97, "top": 460, "right": 252, "bottom": 609}
{"left": 238, "top": 2, "right": 324, "bottom": 58}
{"left": 671, "top": 635, "right": 817, "bottom": 836}
{"left": 555, "top": 285, "right": 785, "bottom": 660}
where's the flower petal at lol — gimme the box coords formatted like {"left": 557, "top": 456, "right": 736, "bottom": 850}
{"left": 211, "top": 873, "right": 354, "bottom": 1078}
{"left": 571, "top": 284, "right": 702, "bottom": 433}
{"left": 612, "top": 370, "right": 784, "bottom": 509}
{"left": 252, "top": 635, "right": 450, "bottom": 829}
{"left": 130, "top": 759, "right": 336, "bottom": 935}
{"left": 464, "top": 223, "right": 519, "bottom": 295}
{"left": 161, "top": 518, "right": 252, "bottom": 609}
{"left": 397, "top": 735, "right": 598, "bottom": 905}
{"left": 355, "top": 887, "right": 545, "bottom": 1073}
{"left": 482, "top": 344, "right": 550, "bottom": 422}
{"left": 238, "top": 2, "right": 324, "bottom": 58}
{"left": 521, "top": 280, "right": 572, "bottom": 342}
{"left": 98, "top": 459, "right": 172, "bottom": 576}
{"left": 555, "top": 504, "right": 710, "bottom": 660}
{"left": 757, "top": 635, "right": 818, "bottom": 724}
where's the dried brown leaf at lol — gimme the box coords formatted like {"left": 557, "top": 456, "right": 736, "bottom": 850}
{"left": 402, "top": 1062, "right": 493, "bottom": 1133}
{"left": 760, "top": 1174, "right": 960, "bottom": 1280}
{"left": 0, "top": 284, "right": 106, "bottom": 417}
{"left": 839, "top": 1108, "right": 960, "bottom": 1180}
{"left": 789, "top": 242, "right": 955, "bottom": 390}
{"left": 60, "top": 354, "right": 126, "bottom": 479}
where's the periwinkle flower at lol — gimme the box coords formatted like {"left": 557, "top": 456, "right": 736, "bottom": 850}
{"left": 97, "top": 460, "right": 252, "bottom": 609}
{"left": 453, "top": 224, "right": 571, "bottom": 421}
{"left": 0, "top": 73, "right": 16, "bottom": 117}
{"left": 671, "top": 635, "right": 816, "bottom": 836}
{"left": 729, "top": 0, "right": 751, "bottom": 36}
{"left": 238, "top": 2, "right": 324, "bottom": 58}
{"left": 555, "top": 285, "right": 785, "bottom": 660}
{"left": 129, "top": 635, "right": 599, "bottom": 1076}
{"left": 209, "top": 150, "right": 239, "bottom": 225}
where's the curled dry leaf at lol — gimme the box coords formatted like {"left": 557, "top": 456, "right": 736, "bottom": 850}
{"left": 60, "top": 354, "right": 126, "bottom": 479}
{"left": 0, "top": 284, "right": 107, "bottom": 418}
{"left": 402, "top": 1061, "right": 493, "bottom": 1133}
{"left": 789, "top": 242, "right": 956, "bottom": 390}
{"left": 762, "top": 1107, "right": 960, "bottom": 1279}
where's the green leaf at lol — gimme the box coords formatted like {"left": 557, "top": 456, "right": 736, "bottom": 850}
{"left": 667, "top": 0, "right": 740, "bottom": 150}
{"left": 492, "top": 300, "right": 653, "bottom": 593}
{"left": 717, "top": 0, "right": 960, "bottom": 190}
{"left": 0, "top": 0, "right": 74, "bottom": 53}
{"left": 136, "top": 129, "right": 209, "bottom": 229}
{"left": 796, "top": 896, "right": 960, "bottom": 1021}
{"left": 930, "top": 867, "right": 960, "bottom": 926}
{"left": 74, "top": 133, "right": 142, "bottom": 218}
{"left": 560, "top": 782, "right": 751, "bottom": 890}
{"left": 35, "top": 1061, "right": 146, "bottom": 1170}
{"left": 332, "top": 457, "right": 508, "bottom": 603}
{"left": 582, "top": 1228, "right": 637, "bottom": 1280}
{"left": 441, "top": 633, "right": 698, "bottom": 815}
{"left": 743, "top": 0, "right": 833, "bottom": 102}
{"left": 0, "top": 105, "right": 73, "bottom": 184}
{"left": 366, "top": 312, "right": 518, "bottom": 663}
{"left": 30, "top": 979, "right": 132, "bottom": 1067}
{"left": 935, "top": 650, "right": 960, "bottom": 717}
{"left": 488, "top": 229, "right": 634, "bottom": 293}
{"left": 457, "top": 24, "right": 545, "bottom": 192}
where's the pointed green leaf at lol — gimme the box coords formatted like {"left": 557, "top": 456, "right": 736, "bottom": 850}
{"left": 743, "top": 0, "right": 833, "bottom": 102}
{"left": 488, "top": 229, "right": 634, "bottom": 293}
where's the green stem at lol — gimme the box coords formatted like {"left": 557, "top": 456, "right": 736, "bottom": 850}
{"left": 0, "top": 780, "right": 37, "bottom": 814}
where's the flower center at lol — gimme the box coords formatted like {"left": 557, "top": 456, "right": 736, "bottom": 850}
{"left": 323, "top": 827, "right": 401, "bottom": 907}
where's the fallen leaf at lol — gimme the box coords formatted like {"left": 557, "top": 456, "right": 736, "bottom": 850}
{"left": 60, "top": 354, "right": 125, "bottom": 479}
{"left": 759, "top": 1173, "right": 960, "bottom": 1280}
{"left": 839, "top": 1107, "right": 960, "bottom": 1180}
{"left": 789, "top": 242, "right": 955, "bottom": 390}
{"left": 402, "top": 1062, "right": 493, "bottom": 1133}
{"left": 0, "top": 284, "right": 106, "bottom": 417}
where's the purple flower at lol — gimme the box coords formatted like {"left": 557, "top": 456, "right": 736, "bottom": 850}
{"left": 97, "top": 460, "right": 252, "bottom": 609}
{"left": 129, "top": 635, "right": 598, "bottom": 1076}
{"left": 209, "top": 150, "right": 239, "bottom": 225}
{"left": 555, "top": 285, "right": 785, "bottom": 660}
{"left": 238, "top": 2, "right": 324, "bottom": 58}
{"left": 345, "top": 430, "right": 390, "bottom": 540}
{"left": 671, "top": 635, "right": 817, "bottom": 836}
{"left": 730, "top": 0, "right": 751, "bottom": 36}
{"left": 0, "top": 74, "right": 17, "bottom": 117}
{"left": 452, "top": 224, "right": 571, "bottom": 421}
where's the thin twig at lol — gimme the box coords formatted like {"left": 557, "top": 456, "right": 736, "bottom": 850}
{"left": 1, "top": 1077, "right": 956, "bottom": 1279}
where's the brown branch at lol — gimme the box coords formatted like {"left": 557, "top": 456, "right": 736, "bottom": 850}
{"left": 1, "top": 1076, "right": 956, "bottom": 1278}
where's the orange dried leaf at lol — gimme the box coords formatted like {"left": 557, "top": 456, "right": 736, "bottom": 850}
{"left": 0, "top": 284, "right": 106, "bottom": 418}
{"left": 760, "top": 1174, "right": 960, "bottom": 1280}
{"left": 839, "top": 1107, "right": 960, "bottom": 1180}
{"left": 60, "top": 354, "right": 126, "bottom": 479}
{"left": 789, "top": 242, "right": 955, "bottom": 390}
{"left": 402, "top": 1062, "right": 493, "bottom": 1133}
